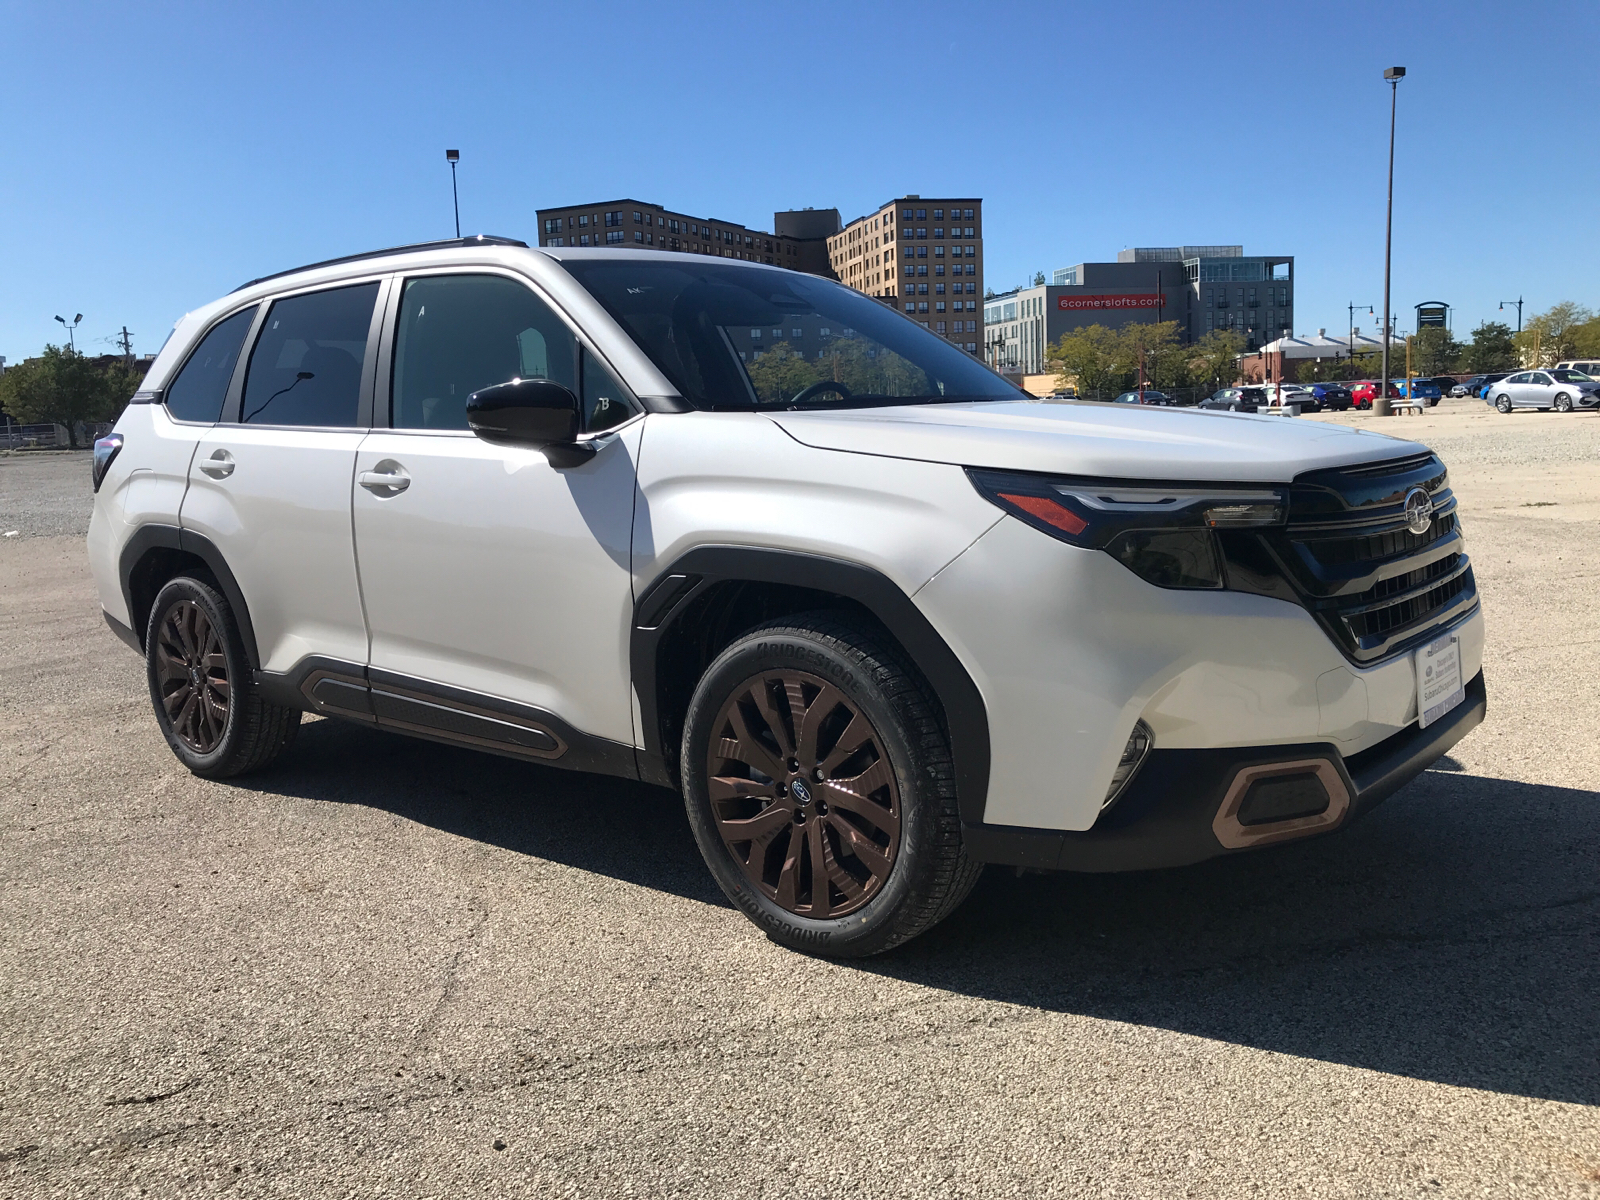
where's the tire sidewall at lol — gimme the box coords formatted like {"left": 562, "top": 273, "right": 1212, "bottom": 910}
{"left": 681, "top": 624, "right": 942, "bottom": 955}
{"left": 145, "top": 575, "right": 247, "bottom": 774}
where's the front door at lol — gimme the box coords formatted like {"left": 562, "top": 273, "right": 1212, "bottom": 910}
{"left": 350, "top": 270, "right": 642, "bottom": 753}
{"left": 181, "top": 278, "right": 385, "bottom": 674}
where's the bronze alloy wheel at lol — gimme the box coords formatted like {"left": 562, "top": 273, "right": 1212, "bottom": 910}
{"left": 706, "top": 669, "right": 900, "bottom": 919}
{"left": 155, "top": 598, "right": 230, "bottom": 754}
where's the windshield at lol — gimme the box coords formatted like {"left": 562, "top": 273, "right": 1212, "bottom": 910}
{"left": 557, "top": 258, "right": 1019, "bottom": 410}
{"left": 1552, "top": 369, "right": 1594, "bottom": 381}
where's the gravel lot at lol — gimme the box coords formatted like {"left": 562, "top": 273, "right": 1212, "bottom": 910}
{"left": 2, "top": 411, "right": 1598, "bottom": 1199}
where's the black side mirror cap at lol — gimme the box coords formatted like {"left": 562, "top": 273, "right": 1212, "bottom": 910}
{"left": 466, "top": 377, "right": 581, "bottom": 448}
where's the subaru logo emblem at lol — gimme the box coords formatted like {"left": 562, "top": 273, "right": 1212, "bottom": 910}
{"left": 790, "top": 778, "right": 813, "bottom": 805}
{"left": 1403, "top": 487, "right": 1433, "bottom": 536}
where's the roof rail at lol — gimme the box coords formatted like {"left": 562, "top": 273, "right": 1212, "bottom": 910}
{"left": 232, "top": 234, "right": 530, "bottom": 292}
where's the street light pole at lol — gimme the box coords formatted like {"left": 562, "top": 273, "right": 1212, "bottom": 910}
{"left": 53, "top": 313, "right": 82, "bottom": 352}
{"left": 445, "top": 149, "right": 461, "bottom": 238}
{"left": 1498, "top": 297, "right": 1523, "bottom": 334}
{"left": 1348, "top": 302, "right": 1373, "bottom": 368}
{"left": 1378, "top": 67, "right": 1405, "bottom": 418}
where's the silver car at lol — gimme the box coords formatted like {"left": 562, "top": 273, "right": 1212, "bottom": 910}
{"left": 1486, "top": 369, "right": 1600, "bottom": 413}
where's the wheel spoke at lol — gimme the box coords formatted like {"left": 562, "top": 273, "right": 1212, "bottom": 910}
{"left": 718, "top": 801, "right": 794, "bottom": 845}
{"left": 807, "top": 819, "right": 831, "bottom": 918}
{"left": 774, "top": 826, "right": 805, "bottom": 910}
{"left": 830, "top": 756, "right": 894, "bottom": 801}
{"left": 828, "top": 812, "right": 892, "bottom": 878}
{"left": 821, "top": 780, "right": 899, "bottom": 839}
{"left": 162, "top": 682, "right": 192, "bottom": 718}
{"left": 818, "top": 711, "right": 873, "bottom": 775}
{"left": 175, "top": 691, "right": 199, "bottom": 741}
{"left": 725, "top": 703, "right": 785, "bottom": 781}
{"left": 708, "top": 774, "right": 777, "bottom": 804}
{"left": 792, "top": 682, "right": 843, "bottom": 765}
{"left": 750, "top": 681, "right": 795, "bottom": 759}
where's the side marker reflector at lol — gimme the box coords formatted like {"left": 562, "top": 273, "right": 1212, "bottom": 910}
{"left": 998, "top": 493, "right": 1087, "bottom": 536}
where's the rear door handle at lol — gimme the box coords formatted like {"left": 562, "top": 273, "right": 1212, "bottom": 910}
{"left": 198, "top": 449, "right": 235, "bottom": 479}
{"left": 358, "top": 463, "right": 411, "bottom": 495}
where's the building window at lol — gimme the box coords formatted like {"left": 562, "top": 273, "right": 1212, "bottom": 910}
{"left": 904, "top": 247, "right": 914, "bottom": 259}
{"left": 933, "top": 209, "right": 944, "bottom": 219}
{"left": 916, "top": 228, "right": 927, "bottom": 239}
{"left": 916, "top": 209, "right": 927, "bottom": 220}
{"left": 936, "top": 303, "right": 946, "bottom": 313}
{"left": 633, "top": 212, "right": 643, "bottom": 224}
{"left": 904, "top": 266, "right": 914, "bottom": 277}
{"left": 904, "top": 302, "right": 915, "bottom": 312}
{"left": 751, "top": 329, "right": 761, "bottom": 339}
{"left": 917, "top": 266, "right": 927, "bottom": 277}
{"left": 935, "top": 283, "right": 945, "bottom": 294}
{"left": 963, "top": 209, "right": 973, "bottom": 220}
{"left": 633, "top": 231, "right": 643, "bottom": 243}
{"left": 934, "top": 247, "right": 945, "bottom": 259}
{"left": 936, "top": 321, "right": 946, "bottom": 333}
{"left": 918, "top": 283, "right": 928, "bottom": 294}
{"left": 606, "top": 230, "right": 624, "bottom": 244}
{"left": 934, "top": 228, "right": 944, "bottom": 239}
{"left": 543, "top": 218, "right": 562, "bottom": 233}
{"left": 965, "top": 265, "right": 976, "bottom": 276}
{"left": 605, "top": 212, "right": 620, "bottom": 226}
{"left": 918, "top": 302, "right": 928, "bottom": 312}
{"left": 547, "top": 237, "right": 564, "bottom": 247}
{"left": 579, "top": 234, "right": 590, "bottom": 245}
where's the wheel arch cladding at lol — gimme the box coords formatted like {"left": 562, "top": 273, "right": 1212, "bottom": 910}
{"left": 631, "top": 546, "right": 991, "bottom": 823}
{"left": 119, "top": 524, "right": 261, "bottom": 669}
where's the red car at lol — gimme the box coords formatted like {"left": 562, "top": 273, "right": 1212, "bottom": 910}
{"left": 1348, "top": 380, "right": 1401, "bottom": 409}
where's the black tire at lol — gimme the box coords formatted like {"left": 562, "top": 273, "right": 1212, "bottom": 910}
{"left": 1495, "top": 394, "right": 1512, "bottom": 413}
{"left": 145, "top": 574, "right": 300, "bottom": 778}
{"left": 1554, "top": 394, "right": 1573, "bottom": 413}
{"left": 680, "top": 613, "right": 981, "bottom": 957}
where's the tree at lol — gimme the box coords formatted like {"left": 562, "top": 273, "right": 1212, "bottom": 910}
{"left": 1571, "top": 315, "right": 1600, "bottom": 359}
{"left": 1189, "top": 330, "right": 1245, "bottom": 391}
{"left": 1410, "top": 326, "right": 1461, "bottom": 377}
{"left": 1459, "top": 321, "right": 1517, "bottom": 374}
{"left": 1032, "top": 271, "right": 1046, "bottom": 287}
{"left": 0, "top": 345, "right": 133, "bottom": 447}
{"left": 1517, "top": 301, "right": 1595, "bottom": 366}
{"left": 1046, "top": 324, "right": 1121, "bottom": 398}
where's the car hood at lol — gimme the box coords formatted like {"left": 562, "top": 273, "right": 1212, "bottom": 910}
{"left": 769, "top": 399, "right": 1431, "bottom": 481}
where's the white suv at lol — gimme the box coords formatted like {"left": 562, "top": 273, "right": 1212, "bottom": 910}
{"left": 88, "top": 237, "right": 1486, "bottom": 956}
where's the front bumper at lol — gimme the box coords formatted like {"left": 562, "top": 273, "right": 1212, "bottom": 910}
{"left": 963, "top": 670, "right": 1486, "bottom": 870}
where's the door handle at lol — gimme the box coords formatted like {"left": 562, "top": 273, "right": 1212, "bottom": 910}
{"left": 358, "top": 462, "right": 411, "bottom": 495}
{"left": 198, "top": 449, "right": 235, "bottom": 479}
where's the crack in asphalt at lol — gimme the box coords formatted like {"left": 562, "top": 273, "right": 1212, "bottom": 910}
{"left": 405, "top": 906, "right": 488, "bottom": 1061}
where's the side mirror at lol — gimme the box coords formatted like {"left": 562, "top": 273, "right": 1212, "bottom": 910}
{"left": 466, "top": 377, "right": 581, "bottom": 448}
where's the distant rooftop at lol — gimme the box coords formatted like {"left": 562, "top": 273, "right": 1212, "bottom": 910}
{"left": 1117, "top": 246, "right": 1243, "bottom": 263}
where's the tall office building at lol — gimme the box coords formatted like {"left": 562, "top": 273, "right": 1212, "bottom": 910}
{"left": 826, "top": 196, "right": 984, "bottom": 353}
{"left": 536, "top": 194, "right": 985, "bottom": 354}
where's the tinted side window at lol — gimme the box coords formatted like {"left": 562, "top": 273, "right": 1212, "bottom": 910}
{"left": 241, "top": 282, "right": 379, "bottom": 427}
{"left": 164, "top": 306, "right": 256, "bottom": 423}
{"left": 392, "top": 275, "right": 577, "bottom": 430}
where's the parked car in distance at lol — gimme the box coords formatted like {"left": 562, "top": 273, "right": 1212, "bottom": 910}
{"left": 1111, "top": 389, "right": 1176, "bottom": 406}
{"left": 1473, "top": 372, "right": 1513, "bottom": 398}
{"left": 1264, "top": 384, "right": 1316, "bottom": 410}
{"left": 1198, "top": 386, "right": 1268, "bottom": 412}
{"left": 1309, "top": 383, "right": 1354, "bottom": 411}
{"left": 1396, "top": 379, "right": 1443, "bottom": 405}
{"left": 1554, "top": 360, "right": 1600, "bottom": 377}
{"left": 1450, "top": 377, "right": 1481, "bottom": 397}
{"left": 1349, "top": 380, "right": 1400, "bottom": 409}
{"left": 1486, "top": 369, "right": 1600, "bottom": 413}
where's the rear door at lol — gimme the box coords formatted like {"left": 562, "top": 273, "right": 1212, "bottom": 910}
{"left": 181, "top": 277, "right": 386, "bottom": 674}
{"left": 1526, "top": 371, "right": 1554, "bottom": 407}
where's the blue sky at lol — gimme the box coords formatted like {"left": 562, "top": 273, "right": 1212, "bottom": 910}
{"left": 3, "top": 0, "right": 1595, "bottom": 364}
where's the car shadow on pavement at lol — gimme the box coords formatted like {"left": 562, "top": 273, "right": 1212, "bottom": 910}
{"left": 228, "top": 715, "right": 730, "bottom": 909}
{"left": 239, "top": 718, "right": 1597, "bottom": 1107}
{"left": 879, "top": 768, "right": 1600, "bottom": 1108}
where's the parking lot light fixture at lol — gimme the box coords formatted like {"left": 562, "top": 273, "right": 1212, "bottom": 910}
{"left": 1499, "top": 297, "right": 1523, "bottom": 335}
{"left": 53, "top": 313, "right": 82, "bottom": 352}
{"left": 1378, "top": 67, "right": 1405, "bottom": 417}
{"left": 445, "top": 149, "right": 461, "bottom": 238}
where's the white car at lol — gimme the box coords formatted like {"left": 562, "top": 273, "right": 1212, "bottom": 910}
{"left": 1486, "top": 369, "right": 1600, "bottom": 413}
{"left": 88, "top": 238, "right": 1487, "bottom": 956}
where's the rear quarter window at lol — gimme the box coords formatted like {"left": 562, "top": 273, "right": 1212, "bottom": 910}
{"left": 163, "top": 306, "right": 257, "bottom": 423}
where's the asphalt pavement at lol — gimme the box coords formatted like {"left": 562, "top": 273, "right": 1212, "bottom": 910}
{"left": 2, "top": 420, "right": 1597, "bottom": 1198}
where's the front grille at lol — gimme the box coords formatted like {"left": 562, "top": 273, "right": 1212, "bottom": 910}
{"left": 1221, "top": 452, "right": 1479, "bottom": 665}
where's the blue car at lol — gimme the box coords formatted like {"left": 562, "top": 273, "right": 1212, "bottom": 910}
{"left": 1309, "top": 383, "right": 1353, "bottom": 411}
{"left": 1395, "top": 378, "right": 1442, "bottom": 405}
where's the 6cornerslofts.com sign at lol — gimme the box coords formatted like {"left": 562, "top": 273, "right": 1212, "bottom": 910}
{"left": 1056, "top": 295, "right": 1166, "bottom": 310}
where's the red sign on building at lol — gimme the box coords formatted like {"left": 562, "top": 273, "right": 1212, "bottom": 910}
{"left": 1056, "top": 294, "right": 1166, "bottom": 311}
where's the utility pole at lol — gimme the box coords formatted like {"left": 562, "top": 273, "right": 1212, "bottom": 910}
{"left": 445, "top": 149, "right": 461, "bottom": 238}
{"left": 1378, "top": 67, "right": 1406, "bottom": 418}
{"left": 116, "top": 326, "right": 134, "bottom": 368}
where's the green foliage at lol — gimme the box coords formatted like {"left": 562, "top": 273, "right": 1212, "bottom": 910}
{"left": 0, "top": 346, "right": 137, "bottom": 447}
{"left": 1460, "top": 321, "right": 1517, "bottom": 373}
{"left": 742, "top": 339, "right": 931, "bottom": 405}
{"left": 1517, "top": 302, "right": 1595, "bottom": 366}
{"left": 1571, "top": 316, "right": 1600, "bottom": 358}
{"left": 1046, "top": 321, "right": 1200, "bottom": 397}
{"left": 1410, "top": 326, "right": 1462, "bottom": 377}
{"left": 1296, "top": 353, "right": 1384, "bottom": 383}
{"left": 1189, "top": 330, "right": 1246, "bottom": 391}
{"left": 1032, "top": 271, "right": 1046, "bottom": 287}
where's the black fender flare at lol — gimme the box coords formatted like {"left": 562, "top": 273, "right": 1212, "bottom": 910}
{"left": 631, "top": 545, "right": 992, "bottom": 824}
{"left": 118, "top": 523, "right": 261, "bottom": 670}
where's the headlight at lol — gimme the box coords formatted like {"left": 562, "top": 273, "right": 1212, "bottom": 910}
{"left": 967, "top": 468, "right": 1287, "bottom": 590}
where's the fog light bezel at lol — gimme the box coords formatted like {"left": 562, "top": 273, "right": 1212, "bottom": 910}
{"left": 1212, "top": 758, "right": 1350, "bottom": 849}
